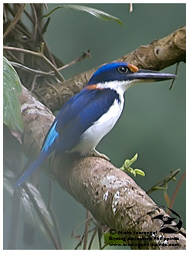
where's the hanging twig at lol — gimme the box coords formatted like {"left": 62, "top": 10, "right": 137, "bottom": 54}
{"left": 146, "top": 169, "right": 181, "bottom": 195}
{"left": 3, "top": 46, "right": 64, "bottom": 81}
{"left": 169, "top": 171, "right": 186, "bottom": 209}
{"left": 3, "top": 4, "right": 26, "bottom": 40}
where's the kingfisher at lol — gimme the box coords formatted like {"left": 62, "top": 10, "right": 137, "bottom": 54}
{"left": 15, "top": 62, "right": 176, "bottom": 187}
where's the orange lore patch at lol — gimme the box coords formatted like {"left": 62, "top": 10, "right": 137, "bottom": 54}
{"left": 127, "top": 63, "right": 139, "bottom": 73}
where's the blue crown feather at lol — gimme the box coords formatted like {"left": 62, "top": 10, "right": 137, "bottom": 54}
{"left": 87, "top": 62, "right": 129, "bottom": 85}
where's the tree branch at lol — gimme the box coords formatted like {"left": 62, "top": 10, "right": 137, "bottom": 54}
{"left": 19, "top": 83, "right": 186, "bottom": 249}
{"left": 34, "top": 26, "right": 186, "bottom": 112}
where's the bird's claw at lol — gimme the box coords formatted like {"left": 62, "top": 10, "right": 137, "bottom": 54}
{"left": 89, "top": 149, "right": 111, "bottom": 161}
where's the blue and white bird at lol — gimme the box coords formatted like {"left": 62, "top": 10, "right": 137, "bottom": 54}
{"left": 15, "top": 62, "right": 176, "bottom": 187}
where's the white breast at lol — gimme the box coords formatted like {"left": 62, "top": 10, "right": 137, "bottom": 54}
{"left": 73, "top": 92, "right": 124, "bottom": 155}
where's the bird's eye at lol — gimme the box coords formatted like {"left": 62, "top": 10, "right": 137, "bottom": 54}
{"left": 118, "top": 66, "right": 128, "bottom": 73}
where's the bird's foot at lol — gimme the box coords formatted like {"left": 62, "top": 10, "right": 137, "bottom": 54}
{"left": 90, "top": 149, "right": 111, "bottom": 161}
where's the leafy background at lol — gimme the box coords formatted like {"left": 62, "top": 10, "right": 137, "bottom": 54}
{"left": 3, "top": 57, "right": 23, "bottom": 134}
{"left": 4, "top": 3, "right": 186, "bottom": 249}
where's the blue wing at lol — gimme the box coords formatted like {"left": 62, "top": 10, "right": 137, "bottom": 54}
{"left": 43, "top": 88, "right": 120, "bottom": 152}
{"left": 14, "top": 88, "right": 120, "bottom": 187}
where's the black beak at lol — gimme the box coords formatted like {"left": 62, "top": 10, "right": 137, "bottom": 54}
{"left": 130, "top": 69, "right": 176, "bottom": 82}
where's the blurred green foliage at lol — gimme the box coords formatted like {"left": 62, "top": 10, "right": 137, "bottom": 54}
{"left": 3, "top": 57, "right": 23, "bottom": 134}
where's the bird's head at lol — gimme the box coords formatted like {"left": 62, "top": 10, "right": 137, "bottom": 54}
{"left": 86, "top": 62, "right": 176, "bottom": 92}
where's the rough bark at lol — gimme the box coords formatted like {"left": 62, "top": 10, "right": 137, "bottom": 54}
{"left": 19, "top": 84, "right": 186, "bottom": 249}
{"left": 34, "top": 26, "right": 186, "bottom": 112}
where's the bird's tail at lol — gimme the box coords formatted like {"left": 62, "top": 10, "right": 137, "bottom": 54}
{"left": 14, "top": 151, "right": 49, "bottom": 188}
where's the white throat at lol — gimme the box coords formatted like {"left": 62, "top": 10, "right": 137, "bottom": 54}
{"left": 97, "top": 80, "right": 133, "bottom": 94}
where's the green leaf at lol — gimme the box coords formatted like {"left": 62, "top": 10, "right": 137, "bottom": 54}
{"left": 3, "top": 56, "right": 23, "bottom": 134}
{"left": 133, "top": 169, "right": 146, "bottom": 177}
{"left": 41, "top": 4, "right": 122, "bottom": 25}
{"left": 120, "top": 153, "right": 146, "bottom": 177}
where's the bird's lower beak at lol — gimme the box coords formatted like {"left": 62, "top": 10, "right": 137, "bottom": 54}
{"left": 130, "top": 69, "right": 176, "bottom": 82}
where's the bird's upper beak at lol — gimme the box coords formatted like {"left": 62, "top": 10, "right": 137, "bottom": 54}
{"left": 127, "top": 64, "right": 176, "bottom": 82}
{"left": 130, "top": 69, "right": 176, "bottom": 82}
